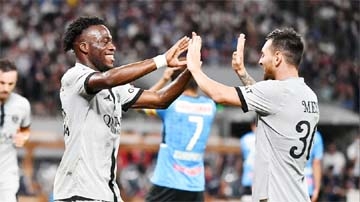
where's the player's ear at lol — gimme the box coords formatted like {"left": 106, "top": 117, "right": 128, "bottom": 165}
{"left": 79, "top": 42, "right": 89, "bottom": 54}
{"left": 274, "top": 51, "right": 282, "bottom": 67}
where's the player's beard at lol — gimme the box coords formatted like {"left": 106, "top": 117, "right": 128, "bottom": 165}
{"left": 263, "top": 68, "right": 275, "bottom": 80}
{"left": 0, "top": 92, "right": 9, "bottom": 101}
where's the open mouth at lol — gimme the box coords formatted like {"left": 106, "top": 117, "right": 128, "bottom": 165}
{"left": 105, "top": 54, "right": 115, "bottom": 63}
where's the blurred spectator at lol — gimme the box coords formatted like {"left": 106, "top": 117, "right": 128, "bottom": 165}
{"left": 323, "top": 142, "right": 346, "bottom": 177}
{"left": 346, "top": 133, "right": 360, "bottom": 189}
{"left": 0, "top": 0, "right": 358, "bottom": 116}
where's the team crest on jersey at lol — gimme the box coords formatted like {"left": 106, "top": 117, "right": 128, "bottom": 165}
{"left": 12, "top": 115, "right": 19, "bottom": 123}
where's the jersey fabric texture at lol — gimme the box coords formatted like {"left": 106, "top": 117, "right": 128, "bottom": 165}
{"left": 240, "top": 131, "right": 256, "bottom": 187}
{"left": 304, "top": 131, "right": 324, "bottom": 195}
{"left": 54, "top": 63, "right": 142, "bottom": 202}
{"left": 235, "top": 78, "right": 319, "bottom": 202}
{"left": 150, "top": 94, "right": 216, "bottom": 192}
{"left": 0, "top": 93, "right": 31, "bottom": 192}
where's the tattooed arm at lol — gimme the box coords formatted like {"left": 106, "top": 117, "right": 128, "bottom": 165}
{"left": 231, "top": 34, "right": 256, "bottom": 86}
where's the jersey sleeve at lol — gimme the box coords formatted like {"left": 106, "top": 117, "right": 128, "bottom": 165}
{"left": 235, "top": 80, "right": 284, "bottom": 115}
{"left": 21, "top": 98, "right": 31, "bottom": 128}
{"left": 115, "top": 84, "right": 143, "bottom": 111}
{"left": 62, "top": 67, "right": 98, "bottom": 97}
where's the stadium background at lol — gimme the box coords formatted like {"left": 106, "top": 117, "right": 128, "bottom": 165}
{"left": 0, "top": 0, "right": 359, "bottom": 201}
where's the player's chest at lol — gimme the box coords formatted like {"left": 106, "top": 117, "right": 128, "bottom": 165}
{"left": 93, "top": 89, "right": 122, "bottom": 115}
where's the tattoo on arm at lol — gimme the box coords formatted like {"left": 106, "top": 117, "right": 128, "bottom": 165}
{"left": 239, "top": 72, "right": 256, "bottom": 86}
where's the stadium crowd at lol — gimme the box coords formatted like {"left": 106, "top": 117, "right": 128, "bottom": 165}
{"left": 0, "top": 0, "right": 359, "bottom": 116}
{"left": 0, "top": 0, "right": 359, "bottom": 201}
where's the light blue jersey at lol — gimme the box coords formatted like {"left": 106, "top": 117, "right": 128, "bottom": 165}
{"left": 240, "top": 131, "right": 256, "bottom": 187}
{"left": 151, "top": 95, "right": 216, "bottom": 191}
{"left": 304, "top": 131, "right": 324, "bottom": 195}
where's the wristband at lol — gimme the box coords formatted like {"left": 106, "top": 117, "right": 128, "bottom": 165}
{"left": 153, "top": 54, "right": 168, "bottom": 69}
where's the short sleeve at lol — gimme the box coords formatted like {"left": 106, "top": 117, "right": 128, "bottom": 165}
{"left": 61, "top": 65, "right": 98, "bottom": 98}
{"left": 21, "top": 98, "right": 31, "bottom": 128}
{"left": 112, "top": 84, "right": 143, "bottom": 111}
{"left": 235, "top": 80, "right": 284, "bottom": 115}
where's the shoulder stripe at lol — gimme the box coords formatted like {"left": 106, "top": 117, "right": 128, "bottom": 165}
{"left": 84, "top": 72, "right": 100, "bottom": 95}
{"left": 122, "top": 89, "right": 144, "bottom": 112}
{"left": 235, "top": 87, "right": 248, "bottom": 112}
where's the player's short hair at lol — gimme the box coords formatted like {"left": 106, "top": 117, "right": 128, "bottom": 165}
{"left": 171, "top": 69, "right": 198, "bottom": 90}
{"left": 63, "top": 16, "right": 106, "bottom": 52}
{"left": 266, "top": 28, "right": 304, "bottom": 67}
{"left": 0, "top": 59, "right": 17, "bottom": 72}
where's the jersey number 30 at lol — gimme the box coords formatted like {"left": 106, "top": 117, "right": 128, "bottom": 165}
{"left": 290, "top": 120, "right": 316, "bottom": 160}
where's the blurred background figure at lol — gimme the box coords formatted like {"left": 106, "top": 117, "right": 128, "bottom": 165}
{"left": 322, "top": 142, "right": 347, "bottom": 201}
{"left": 304, "top": 131, "right": 324, "bottom": 202}
{"left": 345, "top": 133, "right": 360, "bottom": 202}
{"left": 323, "top": 142, "right": 346, "bottom": 177}
{"left": 141, "top": 68, "right": 217, "bottom": 202}
{"left": 239, "top": 119, "right": 256, "bottom": 202}
{"left": 0, "top": 59, "right": 31, "bottom": 202}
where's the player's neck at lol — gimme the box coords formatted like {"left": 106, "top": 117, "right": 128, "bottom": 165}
{"left": 276, "top": 65, "right": 299, "bottom": 80}
{"left": 183, "top": 89, "right": 198, "bottom": 97}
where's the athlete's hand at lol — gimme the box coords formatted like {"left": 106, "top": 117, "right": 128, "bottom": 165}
{"left": 162, "top": 68, "right": 176, "bottom": 82}
{"left": 13, "top": 130, "right": 30, "bottom": 147}
{"left": 186, "top": 32, "right": 202, "bottom": 72}
{"left": 311, "top": 189, "right": 320, "bottom": 202}
{"left": 165, "top": 36, "right": 190, "bottom": 68}
{"left": 232, "top": 33, "right": 247, "bottom": 76}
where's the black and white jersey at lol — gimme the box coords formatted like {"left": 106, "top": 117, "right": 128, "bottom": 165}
{"left": 0, "top": 93, "right": 31, "bottom": 185}
{"left": 54, "top": 63, "right": 142, "bottom": 202}
{"left": 236, "top": 78, "right": 319, "bottom": 202}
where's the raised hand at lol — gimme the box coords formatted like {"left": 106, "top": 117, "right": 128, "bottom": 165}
{"left": 162, "top": 68, "right": 176, "bottom": 81}
{"left": 165, "top": 36, "right": 190, "bottom": 68}
{"left": 232, "top": 33, "right": 246, "bottom": 75}
{"left": 232, "top": 33, "right": 255, "bottom": 85}
{"left": 186, "top": 32, "right": 202, "bottom": 72}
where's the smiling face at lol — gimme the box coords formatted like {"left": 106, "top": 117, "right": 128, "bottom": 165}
{"left": 258, "top": 39, "right": 276, "bottom": 80}
{"left": 80, "top": 25, "right": 116, "bottom": 71}
{"left": 0, "top": 70, "right": 17, "bottom": 102}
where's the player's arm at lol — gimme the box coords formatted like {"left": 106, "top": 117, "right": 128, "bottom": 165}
{"left": 187, "top": 32, "right": 242, "bottom": 106}
{"left": 139, "top": 68, "right": 177, "bottom": 116}
{"left": 86, "top": 36, "right": 190, "bottom": 93}
{"left": 131, "top": 69, "right": 192, "bottom": 109}
{"left": 232, "top": 34, "right": 256, "bottom": 86}
{"left": 311, "top": 159, "right": 322, "bottom": 202}
{"left": 13, "top": 127, "right": 30, "bottom": 147}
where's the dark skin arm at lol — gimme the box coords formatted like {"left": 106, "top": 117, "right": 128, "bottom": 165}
{"left": 87, "top": 36, "right": 189, "bottom": 92}
{"left": 132, "top": 69, "right": 192, "bottom": 109}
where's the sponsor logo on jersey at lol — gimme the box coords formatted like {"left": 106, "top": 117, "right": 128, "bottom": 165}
{"left": 173, "top": 150, "right": 203, "bottom": 161}
{"left": 173, "top": 164, "right": 203, "bottom": 176}
{"left": 103, "top": 114, "right": 121, "bottom": 134}
{"left": 175, "top": 101, "right": 213, "bottom": 115}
